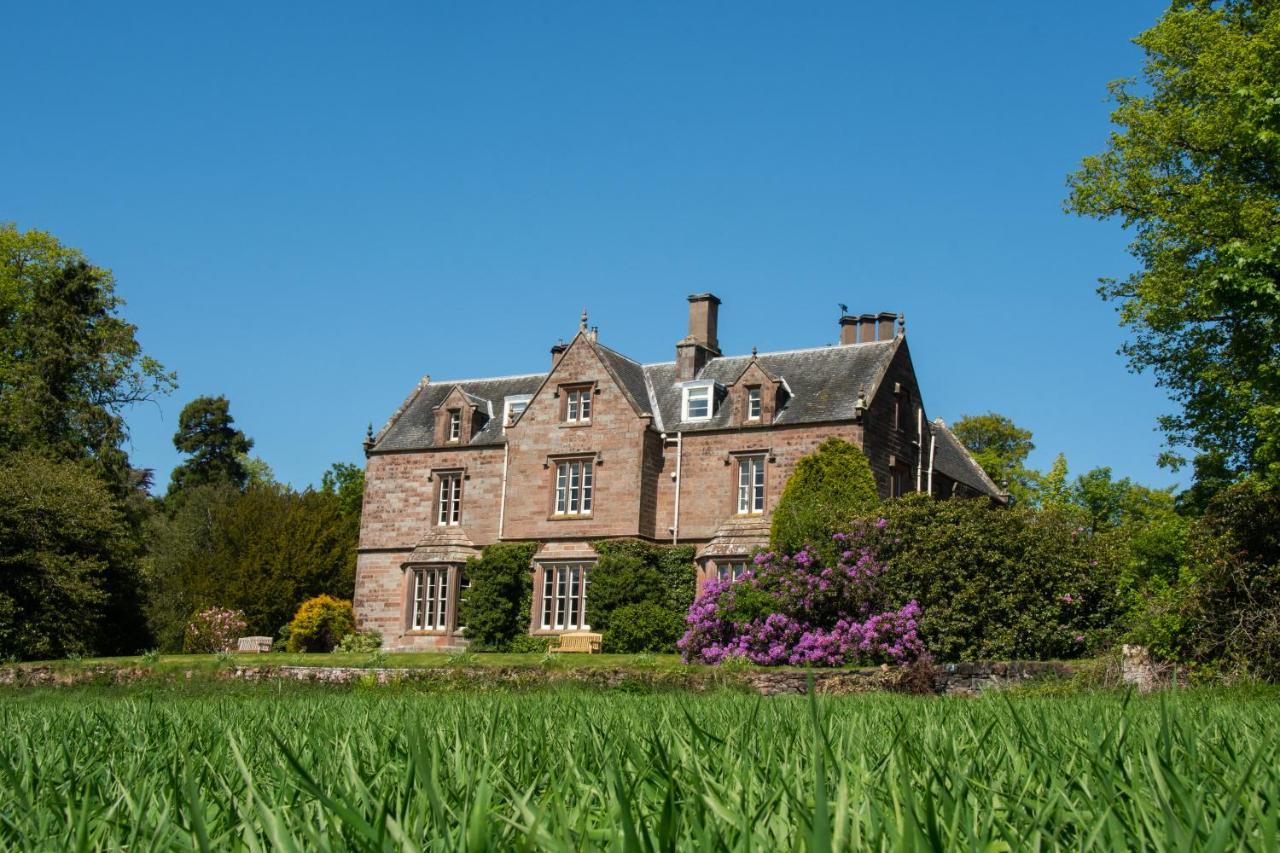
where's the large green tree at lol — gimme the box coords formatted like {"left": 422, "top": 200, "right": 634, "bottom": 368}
{"left": 952, "top": 412, "right": 1038, "bottom": 504}
{"left": 1066, "top": 1, "right": 1280, "bottom": 483}
{"left": 770, "top": 437, "right": 880, "bottom": 561}
{"left": 168, "top": 395, "right": 253, "bottom": 494}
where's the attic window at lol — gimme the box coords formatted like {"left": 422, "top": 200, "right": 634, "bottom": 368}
{"left": 747, "top": 387, "right": 762, "bottom": 421}
{"left": 504, "top": 395, "right": 532, "bottom": 430}
{"left": 448, "top": 410, "right": 461, "bottom": 442}
{"left": 682, "top": 383, "right": 714, "bottom": 421}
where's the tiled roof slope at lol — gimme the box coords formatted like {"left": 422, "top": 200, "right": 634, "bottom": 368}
{"left": 373, "top": 374, "right": 545, "bottom": 451}
{"left": 371, "top": 338, "right": 899, "bottom": 450}
{"left": 930, "top": 418, "right": 1005, "bottom": 499}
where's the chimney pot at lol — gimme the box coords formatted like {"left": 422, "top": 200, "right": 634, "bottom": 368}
{"left": 877, "top": 311, "right": 897, "bottom": 341}
{"left": 551, "top": 341, "right": 569, "bottom": 369}
{"left": 858, "top": 314, "right": 878, "bottom": 342}
{"left": 677, "top": 293, "right": 722, "bottom": 380}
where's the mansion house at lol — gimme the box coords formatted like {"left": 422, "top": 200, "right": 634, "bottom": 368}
{"left": 354, "top": 294, "right": 1001, "bottom": 649}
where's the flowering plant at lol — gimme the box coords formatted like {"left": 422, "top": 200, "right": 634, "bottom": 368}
{"left": 183, "top": 607, "right": 247, "bottom": 654}
{"left": 679, "top": 529, "right": 924, "bottom": 666}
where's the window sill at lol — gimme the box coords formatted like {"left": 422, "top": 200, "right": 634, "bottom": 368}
{"left": 547, "top": 514, "right": 594, "bottom": 521}
{"left": 558, "top": 421, "right": 592, "bottom": 428}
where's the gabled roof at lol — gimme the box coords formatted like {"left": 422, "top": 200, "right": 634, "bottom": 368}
{"left": 930, "top": 418, "right": 1006, "bottom": 500}
{"left": 371, "top": 337, "right": 901, "bottom": 450}
{"left": 373, "top": 373, "right": 545, "bottom": 451}
{"left": 643, "top": 339, "right": 898, "bottom": 432}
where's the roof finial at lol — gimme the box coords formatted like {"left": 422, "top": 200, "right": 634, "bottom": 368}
{"left": 751, "top": 345, "right": 758, "bottom": 358}
{"left": 898, "top": 313, "right": 905, "bottom": 337}
{"left": 363, "top": 423, "right": 375, "bottom": 453}
{"left": 580, "top": 307, "right": 589, "bottom": 332}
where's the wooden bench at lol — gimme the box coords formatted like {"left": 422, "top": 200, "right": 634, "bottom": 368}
{"left": 236, "top": 636, "right": 273, "bottom": 653}
{"left": 549, "top": 632, "right": 602, "bottom": 654}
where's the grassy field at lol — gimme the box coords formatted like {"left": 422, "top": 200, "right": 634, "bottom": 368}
{"left": 1, "top": 683, "right": 1278, "bottom": 849}
{"left": 20, "top": 651, "right": 691, "bottom": 673}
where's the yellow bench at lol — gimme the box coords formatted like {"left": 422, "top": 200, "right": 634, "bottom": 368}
{"left": 550, "top": 632, "right": 602, "bottom": 654}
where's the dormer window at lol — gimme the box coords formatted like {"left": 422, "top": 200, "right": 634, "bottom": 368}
{"left": 747, "top": 387, "right": 762, "bottom": 421}
{"left": 504, "top": 395, "right": 532, "bottom": 430}
{"left": 563, "top": 385, "right": 593, "bottom": 424}
{"left": 448, "top": 410, "right": 462, "bottom": 442}
{"left": 682, "top": 383, "right": 714, "bottom": 421}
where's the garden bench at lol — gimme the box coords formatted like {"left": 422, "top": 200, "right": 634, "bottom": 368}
{"left": 236, "top": 636, "right": 273, "bottom": 653}
{"left": 550, "top": 632, "right": 602, "bottom": 654}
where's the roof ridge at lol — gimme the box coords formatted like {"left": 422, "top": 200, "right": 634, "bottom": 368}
{"left": 431, "top": 371, "right": 547, "bottom": 386}
{"left": 592, "top": 341, "right": 644, "bottom": 367}
{"left": 639, "top": 340, "right": 894, "bottom": 368}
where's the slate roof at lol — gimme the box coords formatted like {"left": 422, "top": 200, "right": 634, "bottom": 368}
{"left": 930, "top": 418, "right": 1005, "bottom": 499}
{"left": 642, "top": 340, "right": 898, "bottom": 432}
{"left": 373, "top": 374, "right": 546, "bottom": 451}
{"left": 372, "top": 336, "right": 900, "bottom": 450}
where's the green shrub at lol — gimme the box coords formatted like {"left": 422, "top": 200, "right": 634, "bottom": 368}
{"left": 771, "top": 437, "right": 880, "bottom": 562}
{"left": 587, "top": 540, "right": 695, "bottom": 652}
{"left": 335, "top": 630, "right": 383, "bottom": 653}
{"left": 604, "top": 602, "right": 687, "bottom": 653}
{"left": 859, "top": 494, "right": 1121, "bottom": 661}
{"left": 459, "top": 543, "right": 538, "bottom": 650}
{"left": 285, "top": 595, "right": 355, "bottom": 653}
{"left": 507, "top": 634, "right": 551, "bottom": 654}
{"left": 1170, "top": 481, "right": 1280, "bottom": 680}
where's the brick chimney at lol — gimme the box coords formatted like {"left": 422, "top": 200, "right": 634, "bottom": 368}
{"left": 858, "top": 314, "right": 877, "bottom": 342}
{"left": 839, "top": 314, "right": 859, "bottom": 345}
{"left": 550, "top": 341, "right": 568, "bottom": 369}
{"left": 676, "top": 293, "right": 721, "bottom": 380}
{"left": 877, "top": 311, "right": 897, "bottom": 340}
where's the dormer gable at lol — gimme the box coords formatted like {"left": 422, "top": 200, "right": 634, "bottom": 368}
{"left": 515, "top": 332, "right": 653, "bottom": 430}
{"left": 728, "top": 358, "right": 782, "bottom": 426}
{"left": 432, "top": 385, "right": 488, "bottom": 445}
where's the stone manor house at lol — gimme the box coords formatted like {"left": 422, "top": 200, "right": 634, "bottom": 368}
{"left": 354, "top": 294, "right": 1002, "bottom": 649}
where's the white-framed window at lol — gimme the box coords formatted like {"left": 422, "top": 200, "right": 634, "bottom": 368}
{"left": 717, "top": 561, "right": 749, "bottom": 582}
{"left": 448, "top": 409, "right": 462, "bottom": 441}
{"left": 747, "top": 387, "right": 762, "bottom": 421}
{"left": 737, "top": 455, "right": 765, "bottom": 515}
{"left": 436, "top": 472, "right": 462, "bottom": 526}
{"left": 539, "top": 562, "right": 591, "bottom": 630}
{"left": 682, "top": 383, "right": 713, "bottom": 421}
{"left": 504, "top": 395, "right": 532, "bottom": 430}
{"left": 553, "top": 458, "right": 594, "bottom": 516}
{"left": 410, "top": 566, "right": 451, "bottom": 631}
{"left": 456, "top": 571, "right": 470, "bottom": 632}
{"left": 564, "top": 386, "right": 592, "bottom": 423}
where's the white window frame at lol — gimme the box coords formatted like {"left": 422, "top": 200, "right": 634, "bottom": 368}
{"left": 682, "top": 383, "right": 714, "bottom": 421}
{"left": 564, "top": 386, "right": 592, "bottom": 423}
{"left": 503, "top": 394, "right": 532, "bottom": 430}
{"left": 410, "top": 566, "right": 452, "bottom": 632}
{"left": 436, "top": 472, "right": 462, "bottom": 526}
{"left": 736, "top": 455, "right": 766, "bottom": 515}
{"left": 448, "top": 409, "right": 461, "bottom": 442}
{"left": 539, "top": 562, "right": 591, "bottom": 631}
{"left": 747, "top": 387, "right": 762, "bottom": 421}
{"left": 553, "top": 458, "right": 594, "bottom": 516}
{"left": 717, "top": 561, "right": 749, "bottom": 582}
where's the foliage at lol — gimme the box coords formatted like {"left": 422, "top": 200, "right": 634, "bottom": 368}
{"left": 0, "top": 223, "right": 175, "bottom": 485}
{"left": 1170, "top": 481, "right": 1280, "bottom": 680}
{"left": 144, "top": 481, "right": 357, "bottom": 649}
{"left": 586, "top": 540, "right": 696, "bottom": 653}
{"left": 1037, "top": 454, "right": 1072, "bottom": 510}
{"left": 321, "top": 462, "right": 365, "bottom": 519}
{"left": 182, "top": 607, "right": 247, "bottom": 654}
{"left": 506, "top": 634, "right": 552, "bottom": 654}
{"left": 0, "top": 453, "right": 131, "bottom": 660}
{"left": 857, "top": 495, "right": 1120, "bottom": 661}
{"left": 770, "top": 437, "right": 880, "bottom": 561}
{"left": 459, "top": 543, "right": 539, "bottom": 651}
{"left": 952, "top": 412, "right": 1038, "bottom": 504}
{"left": 285, "top": 595, "right": 355, "bottom": 653}
{"left": 5, "top": 686, "right": 1280, "bottom": 847}
{"left": 168, "top": 396, "right": 253, "bottom": 495}
{"left": 334, "top": 630, "right": 383, "bottom": 654}
{"left": 603, "top": 602, "right": 686, "bottom": 654}
{"left": 1065, "top": 1, "right": 1280, "bottom": 483}
{"left": 680, "top": 541, "right": 923, "bottom": 666}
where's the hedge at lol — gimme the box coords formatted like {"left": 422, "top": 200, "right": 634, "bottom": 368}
{"left": 459, "top": 543, "right": 538, "bottom": 651}
{"left": 770, "top": 437, "right": 880, "bottom": 562}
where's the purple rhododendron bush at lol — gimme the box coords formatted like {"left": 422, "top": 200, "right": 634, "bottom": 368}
{"left": 679, "top": 529, "right": 924, "bottom": 666}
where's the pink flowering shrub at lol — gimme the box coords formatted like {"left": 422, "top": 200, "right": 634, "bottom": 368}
{"left": 678, "top": 532, "right": 924, "bottom": 666}
{"left": 183, "top": 607, "right": 247, "bottom": 653}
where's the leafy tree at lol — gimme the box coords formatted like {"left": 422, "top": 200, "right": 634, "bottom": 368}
{"left": 168, "top": 396, "right": 253, "bottom": 494}
{"left": 321, "top": 462, "right": 365, "bottom": 518}
{"left": 952, "top": 412, "right": 1039, "bottom": 504}
{"left": 0, "top": 453, "right": 129, "bottom": 659}
{"left": 1072, "top": 466, "right": 1179, "bottom": 533}
{"left": 770, "top": 437, "right": 880, "bottom": 561}
{"left": 240, "top": 455, "right": 279, "bottom": 488}
{"left": 1066, "top": 1, "right": 1280, "bottom": 483}
{"left": 1037, "top": 454, "right": 1073, "bottom": 510}
{"left": 1176, "top": 450, "right": 1240, "bottom": 515}
{"left": 0, "top": 224, "right": 175, "bottom": 486}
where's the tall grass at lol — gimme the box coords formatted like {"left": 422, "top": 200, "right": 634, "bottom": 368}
{"left": 0, "top": 684, "right": 1277, "bottom": 849}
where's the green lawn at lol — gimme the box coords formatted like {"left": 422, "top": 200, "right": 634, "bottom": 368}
{"left": 1, "top": 683, "right": 1277, "bottom": 848}
{"left": 17, "top": 651, "right": 692, "bottom": 672}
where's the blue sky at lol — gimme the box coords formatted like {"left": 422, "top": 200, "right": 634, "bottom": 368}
{"left": 4, "top": 1, "right": 1178, "bottom": 492}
